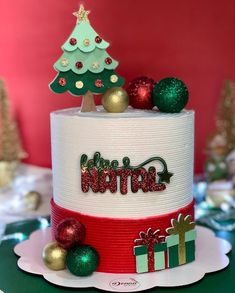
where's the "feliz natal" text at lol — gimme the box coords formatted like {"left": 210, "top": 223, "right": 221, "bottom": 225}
{"left": 80, "top": 152, "right": 173, "bottom": 195}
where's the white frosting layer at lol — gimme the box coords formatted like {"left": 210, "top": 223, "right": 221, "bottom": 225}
{"left": 51, "top": 106, "right": 194, "bottom": 218}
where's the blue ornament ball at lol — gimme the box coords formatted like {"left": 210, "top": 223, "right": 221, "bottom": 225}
{"left": 153, "top": 77, "right": 189, "bottom": 113}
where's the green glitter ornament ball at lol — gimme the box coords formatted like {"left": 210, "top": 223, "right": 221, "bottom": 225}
{"left": 153, "top": 77, "right": 189, "bottom": 113}
{"left": 66, "top": 245, "right": 99, "bottom": 276}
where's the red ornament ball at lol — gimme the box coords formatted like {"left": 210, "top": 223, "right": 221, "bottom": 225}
{"left": 105, "top": 57, "right": 112, "bottom": 65}
{"left": 58, "top": 78, "right": 66, "bottom": 87}
{"left": 55, "top": 218, "right": 86, "bottom": 249}
{"left": 95, "top": 79, "right": 103, "bottom": 88}
{"left": 95, "top": 36, "right": 102, "bottom": 43}
{"left": 75, "top": 61, "right": 83, "bottom": 69}
{"left": 69, "top": 38, "right": 77, "bottom": 46}
{"left": 127, "top": 76, "right": 155, "bottom": 110}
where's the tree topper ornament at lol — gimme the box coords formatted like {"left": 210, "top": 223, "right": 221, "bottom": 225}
{"left": 49, "top": 5, "right": 125, "bottom": 112}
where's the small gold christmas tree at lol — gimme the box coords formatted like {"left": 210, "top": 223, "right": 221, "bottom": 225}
{"left": 216, "top": 79, "right": 235, "bottom": 154}
{"left": 0, "top": 79, "right": 26, "bottom": 161}
{"left": 0, "top": 79, "right": 26, "bottom": 187}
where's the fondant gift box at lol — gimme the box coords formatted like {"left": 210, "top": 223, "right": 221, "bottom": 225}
{"left": 166, "top": 229, "right": 196, "bottom": 268}
{"left": 134, "top": 215, "right": 196, "bottom": 273}
{"left": 134, "top": 242, "right": 167, "bottom": 273}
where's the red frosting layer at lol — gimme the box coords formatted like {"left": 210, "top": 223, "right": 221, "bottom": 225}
{"left": 51, "top": 199, "right": 194, "bottom": 273}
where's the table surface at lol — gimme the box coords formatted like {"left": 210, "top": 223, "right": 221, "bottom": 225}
{"left": 0, "top": 163, "right": 52, "bottom": 224}
{"left": 0, "top": 219, "right": 234, "bottom": 293}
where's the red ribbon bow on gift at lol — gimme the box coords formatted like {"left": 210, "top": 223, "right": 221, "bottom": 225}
{"left": 134, "top": 228, "right": 165, "bottom": 272}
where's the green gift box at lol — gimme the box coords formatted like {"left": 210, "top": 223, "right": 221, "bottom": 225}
{"left": 185, "top": 229, "right": 196, "bottom": 263}
{"left": 154, "top": 242, "right": 167, "bottom": 271}
{"left": 166, "top": 234, "right": 179, "bottom": 268}
{"left": 133, "top": 245, "right": 148, "bottom": 273}
{"left": 133, "top": 242, "right": 167, "bottom": 273}
{"left": 166, "top": 229, "right": 196, "bottom": 268}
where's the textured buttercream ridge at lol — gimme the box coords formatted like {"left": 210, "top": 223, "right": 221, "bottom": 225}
{"left": 51, "top": 106, "right": 194, "bottom": 120}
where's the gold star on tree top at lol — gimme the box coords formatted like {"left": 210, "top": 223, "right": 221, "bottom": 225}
{"left": 73, "top": 5, "right": 90, "bottom": 24}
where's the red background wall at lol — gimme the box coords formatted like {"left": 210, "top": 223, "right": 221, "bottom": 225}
{"left": 0, "top": 0, "right": 235, "bottom": 173}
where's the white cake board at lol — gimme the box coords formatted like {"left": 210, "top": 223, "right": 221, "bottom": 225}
{"left": 14, "top": 226, "right": 231, "bottom": 292}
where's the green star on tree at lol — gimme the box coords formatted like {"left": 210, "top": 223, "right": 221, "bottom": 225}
{"left": 49, "top": 5, "right": 125, "bottom": 112}
{"left": 157, "top": 169, "right": 173, "bottom": 183}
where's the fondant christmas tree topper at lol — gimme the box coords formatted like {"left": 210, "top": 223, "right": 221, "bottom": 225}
{"left": 49, "top": 5, "right": 125, "bottom": 112}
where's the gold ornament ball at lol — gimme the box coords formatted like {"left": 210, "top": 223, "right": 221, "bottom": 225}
{"left": 42, "top": 242, "right": 67, "bottom": 271}
{"left": 75, "top": 81, "right": 84, "bottom": 89}
{"left": 83, "top": 38, "right": 90, "bottom": 46}
{"left": 23, "top": 190, "right": 41, "bottom": 211}
{"left": 102, "top": 87, "right": 129, "bottom": 113}
{"left": 91, "top": 62, "right": 100, "bottom": 69}
{"left": 110, "top": 74, "right": 118, "bottom": 83}
{"left": 61, "top": 58, "right": 69, "bottom": 67}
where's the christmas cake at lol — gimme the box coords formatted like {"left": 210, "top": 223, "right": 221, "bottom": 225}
{"left": 48, "top": 5, "right": 196, "bottom": 276}
{"left": 50, "top": 107, "right": 195, "bottom": 273}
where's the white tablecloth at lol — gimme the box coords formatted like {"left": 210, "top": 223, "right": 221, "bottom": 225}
{"left": 0, "top": 163, "right": 52, "bottom": 226}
